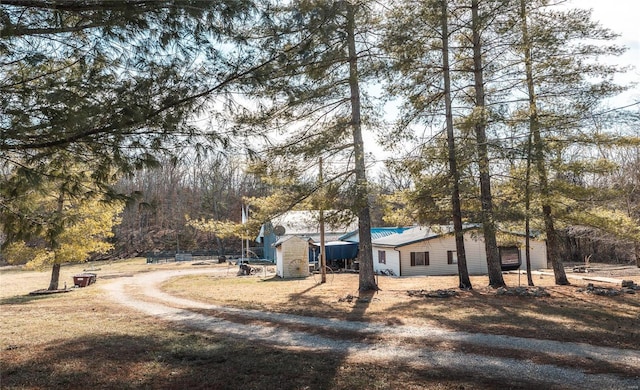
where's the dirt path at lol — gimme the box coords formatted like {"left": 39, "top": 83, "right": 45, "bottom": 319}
{"left": 102, "top": 268, "right": 640, "bottom": 389}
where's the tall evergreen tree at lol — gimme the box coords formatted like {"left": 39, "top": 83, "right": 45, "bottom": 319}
{"left": 506, "top": 1, "right": 634, "bottom": 284}
{"left": 441, "top": 0, "right": 472, "bottom": 289}
{"left": 235, "top": 0, "right": 381, "bottom": 290}
{"left": 517, "top": 0, "right": 564, "bottom": 284}
{"left": 345, "top": 1, "right": 378, "bottom": 291}
{"left": 383, "top": 0, "right": 472, "bottom": 289}
{"left": 469, "top": 0, "right": 505, "bottom": 287}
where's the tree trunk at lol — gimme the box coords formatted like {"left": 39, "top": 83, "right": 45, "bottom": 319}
{"left": 520, "top": 0, "right": 535, "bottom": 287}
{"left": 47, "top": 192, "right": 65, "bottom": 291}
{"left": 48, "top": 262, "right": 61, "bottom": 291}
{"left": 519, "top": 0, "right": 568, "bottom": 285}
{"left": 524, "top": 118, "right": 534, "bottom": 287}
{"left": 471, "top": 0, "right": 504, "bottom": 288}
{"left": 442, "top": 0, "right": 471, "bottom": 290}
{"left": 542, "top": 206, "right": 568, "bottom": 284}
{"left": 319, "top": 157, "right": 327, "bottom": 284}
{"left": 346, "top": 3, "right": 377, "bottom": 291}
{"left": 635, "top": 241, "right": 639, "bottom": 268}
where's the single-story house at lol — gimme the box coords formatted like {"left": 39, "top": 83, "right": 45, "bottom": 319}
{"left": 371, "top": 225, "right": 547, "bottom": 277}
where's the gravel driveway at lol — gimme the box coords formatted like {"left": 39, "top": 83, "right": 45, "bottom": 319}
{"left": 102, "top": 268, "right": 640, "bottom": 389}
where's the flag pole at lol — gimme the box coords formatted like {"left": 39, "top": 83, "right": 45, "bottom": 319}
{"left": 246, "top": 205, "right": 250, "bottom": 260}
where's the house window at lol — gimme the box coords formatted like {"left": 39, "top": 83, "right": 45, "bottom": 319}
{"left": 378, "top": 250, "right": 386, "bottom": 264}
{"left": 410, "top": 252, "right": 429, "bottom": 266}
{"left": 447, "top": 250, "right": 458, "bottom": 264}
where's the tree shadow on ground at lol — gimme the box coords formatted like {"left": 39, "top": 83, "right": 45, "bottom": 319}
{"left": 388, "top": 286, "right": 640, "bottom": 350}
{"left": 0, "top": 290, "right": 71, "bottom": 305}
{"left": 345, "top": 290, "right": 377, "bottom": 322}
{"left": 2, "top": 328, "right": 564, "bottom": 389}
{"left": 1, "top": 331, "right": 344, "bottom": 390}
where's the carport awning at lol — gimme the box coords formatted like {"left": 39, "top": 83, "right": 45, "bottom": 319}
{"left": 310, "top": 241, "right": 359, "bottom": 261}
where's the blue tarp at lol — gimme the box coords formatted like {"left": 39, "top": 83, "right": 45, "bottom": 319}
{"left": 309, "top": 241, "right": 359, "bottom": 262}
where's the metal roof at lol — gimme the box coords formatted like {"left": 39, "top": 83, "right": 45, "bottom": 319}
{"left": 339, "top": 227, "right": 410, "bottom": 243}
{"left": 259, "top": 210, "right": 358, "bottom": 237}
{"left": 372, "top": 224, "right": 481, "bottom": 248}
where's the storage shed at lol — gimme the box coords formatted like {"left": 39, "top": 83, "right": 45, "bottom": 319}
{"left": 274, "top": 235, "right": 311, "bottom": 278}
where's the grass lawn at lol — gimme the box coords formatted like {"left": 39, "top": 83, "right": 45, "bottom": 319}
{"left": 1, "top": 258, "right": 639, "bottom": 389}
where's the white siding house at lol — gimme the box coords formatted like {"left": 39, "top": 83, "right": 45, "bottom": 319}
{"left": 274, "top": 235, "right": 311, "bottom": 278}
{"left": 371, "top": 226, "right": 547, "bottom": 277}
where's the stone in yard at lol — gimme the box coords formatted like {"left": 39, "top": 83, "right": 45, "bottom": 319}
{"left": 496, "top": 286, "right": 549, "bottom": 297}
{"left": 407, "top": 289, "right": 458, "bottom": 298}
{"left": 579, "top": 284, "right": 623, "bottom": 296}
{"left": 621, "top": 280, "right": 636, "bottom": 288}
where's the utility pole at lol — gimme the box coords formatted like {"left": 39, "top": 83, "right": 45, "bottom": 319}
{"left": 319, "top": 157, "right": 327, "bottom": 283}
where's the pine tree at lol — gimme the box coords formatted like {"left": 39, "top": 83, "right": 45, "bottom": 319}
{"left": 506, "top": 1, "right": 635, "bottom": 284}
{"left": 517, "top": 0, "right": 568, "bottom": 284}
{"left": 1, "top": 167, "right": 123, "bottom": 290}
{"left": 441, "top": 0, "right": 472, "bottom": 289}
{"left": 383, "top": 0, "right": 472, "bottom": 289}
{"left": 235, "top": 0, "right": 381, "bottom": 290}
{"left": 468, "top": 0, "right": 505, "bottom": 287}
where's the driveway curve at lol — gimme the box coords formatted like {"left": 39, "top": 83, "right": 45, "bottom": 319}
{"left": 102, "top": 268, "right": 640, "bottom": 389}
